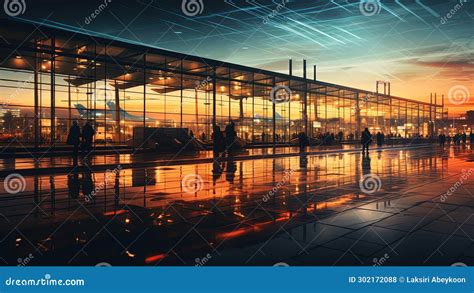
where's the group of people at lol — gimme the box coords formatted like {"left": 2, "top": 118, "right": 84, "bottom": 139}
{"left": 67, "top": 121, "right": 96, "bottom": 164}
{"left": 360, "top": 129, "right": 386, "bottom": 155}
{"left": 438, "top": 132, "right": 473, "bottom": 147}
{"left": 212, "top": 121, "right": 237, "bottom": 155}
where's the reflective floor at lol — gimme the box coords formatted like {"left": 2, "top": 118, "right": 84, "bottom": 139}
{"left": 0, "top": 145, "right": 473, "bottom": 266}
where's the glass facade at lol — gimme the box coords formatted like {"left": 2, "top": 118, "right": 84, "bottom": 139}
{"left": 0, "top": 20, "right": 445, "bottom": 146}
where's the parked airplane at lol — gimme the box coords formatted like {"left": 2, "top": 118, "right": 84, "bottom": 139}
{"left": 106, "top": 101, "right": 156, "bottom": 122}
{"left": 74, "top": 104, "right": 107, "bottom": 118}
{"left": 74, "top": 102, "right": 156, "bottom": 122}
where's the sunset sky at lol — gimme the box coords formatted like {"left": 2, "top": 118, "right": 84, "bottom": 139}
{"left": 13, "top": 0, "right": 474, "bottom": 116}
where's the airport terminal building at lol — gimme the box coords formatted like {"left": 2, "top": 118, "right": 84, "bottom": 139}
{"left": 0, "top": 19, "right": 446, "bottom": 147}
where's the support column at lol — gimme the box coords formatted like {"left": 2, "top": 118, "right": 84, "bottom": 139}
{"left": 34, "top": 43, "right": 39, "bottom": 148}
{"left": 429, "top": 93, "right": 433, "bottom": 137}
{"left": 114, "top": 81, "right": 121, "bottom": 143}
{"left": 212, "top": 67, "right": 217, "bottom": 128}
{"left": 288, "top": 59, "right": 292, "bottom": 144}
{"left": 272, "top": 77, "right": 276, "bottom": 148}
{"left": 143, "top": 53, "right": 147, "bottom": 136}
{"left": 303, "top": 59, "right": 308, "bottom": 136}
{"left": 67, "top": 75, "right": 71, "bottom": 130}
{"left": 50, "top": 36, "right": 56, "bottom": 146}
{"left": 356, "top": 92, "right": 361, "bottom": 139}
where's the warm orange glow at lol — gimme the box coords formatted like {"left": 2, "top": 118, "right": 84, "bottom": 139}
{"left": 104, "top": 209, "right": 127, "bottom": 216}
{"left": 144, "top": 253, "right": 167, "bottom": 264}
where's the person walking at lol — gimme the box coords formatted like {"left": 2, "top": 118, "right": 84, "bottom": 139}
{"left": 67, "top": 121, "right": 81, "bottom": 165}
{"left": 438, "top": 134, "right": 446, "bottom": 147}
{"left": 376, "top": 132, "right": 383, "bottom": 147}
{"left": 81, "top": 121, "right": 96, "bottom": 156}
{"left": 361, "top": 128, "right": 372, "bottom": 155}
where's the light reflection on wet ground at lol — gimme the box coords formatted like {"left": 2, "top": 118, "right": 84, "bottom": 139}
{"left": 0, "top": 145, "right": 473, "bottom": 266}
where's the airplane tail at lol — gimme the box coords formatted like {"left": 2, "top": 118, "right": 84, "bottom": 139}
{"left": 74, "top": 104, "right": 87, "bottom": 116}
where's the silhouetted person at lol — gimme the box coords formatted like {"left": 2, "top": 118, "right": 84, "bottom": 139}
{"left": 212, "top": 125, "right": 224, "bottom": 155}
{"left": 470, "top": 132, "right": 474, "bottom": 144}
{"left": 212, "top": 161, "right": 224, "bottom": 185}
{"left": 189, "top": 130, "right": 194, "bottom": 138}
{"left": 225, "top": 160, "right": 237, "bottom": 184}
{"left": 82, "top": 170, "right": 94, "bottom": 202}
{"left": 67, "top": 170, "right": 80, "bottom": 199}
{"left": 376, "top": 132, "right": 383, "bottom": 147}
{"left": 462, "top": 132, "right": 467, "bottom": 144}
{"left": 81, "top": 122, "right": 95, "bottom": 156}
{"left": 361, "top": 128, "right": 372, "bottom": 155}
{"left": 67, "top": 121, "right": 81, "bottom": 165}
{"left": 225, "top": 121, "right": 237, "bottom": 150}
{"left": 438, "top": 134, "right": 446, "bottom": 147}
{"left": 298, "top": 132, "right": 309, "bottom": 152}
{"left": 362, "top": 152, "right": 371, "bottom": 174}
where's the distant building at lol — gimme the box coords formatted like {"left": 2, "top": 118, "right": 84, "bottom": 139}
{"left": 0, "top": 108, "right": 21, "bottom": 118}
{"left": 466, "top": 110, "right": 474, "bottom": 125}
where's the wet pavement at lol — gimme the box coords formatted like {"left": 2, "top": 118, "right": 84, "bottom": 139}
{"left": 0, "top": 144, "right": 473, "bottom": 266}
